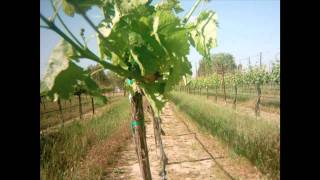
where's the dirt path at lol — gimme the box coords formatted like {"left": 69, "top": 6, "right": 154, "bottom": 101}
{"left": 105, "top": 103, "right": 266, "bottom": 179}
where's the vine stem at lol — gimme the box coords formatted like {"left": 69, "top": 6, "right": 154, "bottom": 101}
{"left": 183, "top": 0, "right": 202, "bottom": 23}
{"left": 72, "top": 3, "right": 105, "bottom": 38}
{"left": 40, "top": 25, "right": 50, "bottom": 29}
{"left": 49, "top": 0, "right": 83, "bottom": 47}
{"left": 40, "top": 13, "right": 143, "bottom": 82}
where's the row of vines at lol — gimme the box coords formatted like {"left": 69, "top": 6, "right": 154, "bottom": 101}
{"left": 179, "top": 64, "right": 280, "bottom": 116}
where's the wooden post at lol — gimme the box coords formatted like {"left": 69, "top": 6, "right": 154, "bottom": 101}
{"left": 91, "top": 97, "right": 95, "bottom": 115}
{"left": 78, "top": 94, "right": 83, "bottom": 119}
{"left": 57, "top": 98, "right": 64, "bottom": 126}
{"left": 130, "top": 92, "right": 152, "bottom": 180}
{"left": 69, "top": 99, "right": 72, "bottom": 113}
{"left": 233, "top": 85, "right": 238, "bottom": 109}
{"left": 41, "top": 97, "right": 46, "bottom": 110}
{"left": 222, "top": 70, "right": 227, "bottom": 103}
{"left": 255, "top": 84, "right": 261, "bottom": 117}
{"left": 148, "top": 105, "right": 167, "bottom": 179}
{"left": 215, "top": 87, "right": 218, "bottom": 102}
{"left": 206, "top": 86, "right": 208, "bottom": 99}
{"left": 260, "top": 52, "right": 262, "bottom": 67}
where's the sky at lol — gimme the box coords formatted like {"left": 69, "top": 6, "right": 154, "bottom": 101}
{"left": 40, "top": 0, "right": 280, "bottom": 79}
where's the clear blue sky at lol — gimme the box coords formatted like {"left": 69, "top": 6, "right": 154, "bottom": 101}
{"left": 40, "top": 0, "right": 280, "bottom": 79}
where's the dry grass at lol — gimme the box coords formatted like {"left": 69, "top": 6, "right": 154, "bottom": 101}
{"left": 40, "top": 97, "right": 131, "bottom": 180}
{"left": 170, "top": 92, "right": 280, "bottom": 179}
{"left": 67, "top": 124, "right": 132, "bottom": 179}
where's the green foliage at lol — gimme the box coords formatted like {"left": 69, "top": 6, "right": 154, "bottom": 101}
{"left": 245, "top": 66, "right": 270, "bottom": 86}
{"left": 211, "top": 53, "right": 236, "bottom": 74}
{"left": 155, "top": 0, "right": 183, "bottom": 14}
{"left": 42, "top": 0, "right": 218, "bottom": 115}
{"left": 270, "top": 60, "right": 280, "bottom": 85}
{"left": 208, "top": 73, "right": 220, "bottom": 88}
{"left": 87, "top": 64, "right": 110, "bottom": 86}
{"left": 188, "top": 11, "right": 218, "bottom": 59}
{"left": 197, "top": 58, "right": 212, "bottom": 77}
{"left": 58, "top": 0, "right": 103, "bottom": 17}
{"left": 41, "top": 40, "right": 106, "bottom": 103}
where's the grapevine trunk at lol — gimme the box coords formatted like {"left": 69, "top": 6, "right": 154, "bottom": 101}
{"left": 130, "top": 92, "right": 152, "bottom": 180}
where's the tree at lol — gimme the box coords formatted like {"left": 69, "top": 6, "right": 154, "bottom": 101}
{"left": 211, "top": 53, "right": 236, "bottom": 103}
{"left": 106, "top": 71, "right": 125, "bottom": 90}
{"left": 87, "top": 64, "right": 111, "bottom": 86}
{"left": 40, "top": 0, "right": 218, "bottom": 179}
{"left": 197, "top": 59, "right": 212, "bottom": 77}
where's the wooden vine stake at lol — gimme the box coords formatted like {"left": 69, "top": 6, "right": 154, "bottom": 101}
{"left": 91, "top": 97, "right": 95, "bottom": 115}
{"left": 215, "top": 87, "right": 218, "bottom": 102}
{"left": 130, "top": 92, "right": 152, "bottom": 180}
{"left": 148, "top": 105, "right": 167, "bottom": 179}
{"left": 222, "top": 69, "right": 227, "bottom": 104}
{"left": 78, "top": 94, "right": 83, "bottom": 119}
{"left": 206, "top": 86, "right": 208, "bottom": 99}
{"left": 255, "top": 84, "right": 261, "bottom": 117}
{"left": 69, "top": 99, "right": 72, "bottom": 113}
{"left": 57, "top": 98, "right": 64, "bottom": 127}
{"left": 40, "top": 96, "right": 46, "bottom": 110}
{"left": 233, "top": 85, "right": 237, "bottom": 109}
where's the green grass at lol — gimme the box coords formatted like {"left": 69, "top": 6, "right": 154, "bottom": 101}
{"left": 40, "top": 97, "right": 131, "bottom": 180}
{"left": 169, "top": 92, "right": 280, "bottom": 179}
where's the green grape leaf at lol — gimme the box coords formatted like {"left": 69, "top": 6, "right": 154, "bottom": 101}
{"left": 140, "top": 82, "right": 166, "bottom": 116}
{"left": 40, "top": 81, "right": 49, "bottom": 95}
{"left": 155, "top": 0, "right": 184, "bottom": 14}
{"left": 42, "top": 39, "right": 76, "bottom": 90}
{"left": 117, "top": 0, "right": 149, "bottom": 15}
{"left": 188, "top": 11, "right": 218, "bottom": 58}
{"left": 59, "top": 0, "right": 102, "bottom": 16}
{"left": 164, "top": 56, "right": 191, "bottom": 92}
{"left": 46, "top": 61, "right": 85, "bottom": 99}
{"left": 153, "top": 10, "right": 188, "bottom": 56}
{"left": 59, "top": 0, "right": 75, "bottom": 16}
{"left": 42, "top": 40, "right": 106, "bottom": 102}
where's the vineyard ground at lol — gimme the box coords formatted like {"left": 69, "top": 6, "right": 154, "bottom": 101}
{"left": 103, "top": 103, "right": 266, "bottom": 179}
{"left": 179, "top": 90, "right": 280, "bottom": 115}
{"left": 40, "top": 96, "right": 123, "bottom": 133}
{"left": 170, "top": 92, "right": 279, "bottom": 179}
{"left": 40, "top": 97, "right": 131, "bottom": 179}
{"left": 41, "top": 93, "right": 278, "bottom": 179}
{"left": 204, "top": 94, "right": 280, "bottom": 123}
{"left": 181, "top": 89, "right": 280, "bottom": 110}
